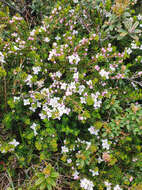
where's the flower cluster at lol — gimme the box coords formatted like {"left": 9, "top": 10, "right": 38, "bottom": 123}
{"left": 0, "top": 0, "right": 142, "bottom": 189}
{"left": 80, "top": 178, "right": 94, "bottom": 190}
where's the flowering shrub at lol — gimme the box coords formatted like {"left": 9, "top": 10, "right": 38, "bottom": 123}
{"left": 0, "top": 0, "right": 142, "bottom": 189}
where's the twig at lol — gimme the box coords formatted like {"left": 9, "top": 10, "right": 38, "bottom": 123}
{"left": 78, "top": 17, "right": 91, "bottom": 33}
{"left": 124, "top": 77, "right": 142, "bottom": 87}
{"left": 6, "top": 170, "right": 15, "bottom": 190}
{"left": 0, "top": 0, "right": 24, "bottom": 15}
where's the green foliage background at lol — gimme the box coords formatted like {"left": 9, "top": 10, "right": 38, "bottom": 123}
{"left": 0, "top": 0, "right": 142, "bottom": 189}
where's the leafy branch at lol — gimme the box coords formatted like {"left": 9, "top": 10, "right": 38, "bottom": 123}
{"left": 0, "top": 0, "right": 24, "bottom": 15}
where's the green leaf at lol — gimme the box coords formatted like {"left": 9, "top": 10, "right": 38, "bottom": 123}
{"left": 135, "top": 29, "right": 141, "bottom": 33}
{"left": 131, "top": 21, "right": 139, "bottom": 32}
{"left": 93, "top": 78, "right": 98, "bottom": 85}
{"left": 35, "top": 177, "right": 45, "bottom": 186}
{"left": 50, "top": 172, "right": 59, "bottom": 178}
{"left": 123, "top": 12, "right": 131, "bottom": 17}
{"left": 119, "top": 32, "right": 127, "bottom": 37}
{"left": 47, "top": 184, "right": 52, "bottom": 190}
{"left": 94, "top": 121, "right": 103, "bottom": 129}
{"left": 117, "top": 35, "right": 124, "bottom": 40}
{"left": 109, "top": 25, "right": 114, "bottom": 31}
{"left": 50, "top": 178, "right": 56, "bottom": 187}
{"left": 26, "top": 132, "right": 34, "bottom": 140}
{"left": 86, "top": 96, "right": 94, "bottom": 106}
{"left": 40, "top": 182, "right": 46, "bottom": 190}
{"left": 130, "top": 35, "right": 139, "bottom": 41}
{"left": 35, "top": 141, "right": 42, "bottom": 150}
{"left": 118, "top": 28, "right": 127, "bottom": 33}
{"left": 124, "top": 20, "right": 132, "bottom": 30}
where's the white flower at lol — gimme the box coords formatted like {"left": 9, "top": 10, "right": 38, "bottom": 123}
{"left": 56, "top": 71, "right": 62, "bottom": 78}
{"left": 37, "top": 101, "right": 41, "bottom": 108}
{"left": 110, "top": 65, "right": 115, "bottom": 71}
{"left": 69, "top": 9, "right": 74, "bottom": 14}
{"left": 80, "top": 178, "right": 94, "bottom": 190}
{"left": 78, "top": 85, "right": 85, "bottom": 95}
{"left": 61, "top": 146, "right": 69, "bottom": 153}
{"left": 23, "top": 99, "right": 30, "bottom": 106}
{"left": 58, "top": 105, "right": 70, "bottom": 117}
{"left": 89, "top": 169, "right": 99, "bottom": 176}
{"left": 9, "top": 139, "right": 19, "bottom": 147}
{"left": 72, "top": 30, "right": 78, "bottom": 35}
{"left": 55, "top": 36, "right": 61, "bottom": 40}
{"left": 104, "top": 181, "right": 112, "bottom": 190}
{"left": 99, "top": 69, "right": 109, "bottom": 79}
{"left": 91, "top": 93, "right": 102, "bottom": 109}
{"left": 11, "top": 32, "right": 18, "bottom": 37}
{"left": 30, "top": 29, "right": 36, "bottom": 36}
{"left": 0, "top": 52, "right": 5, "bottom": 63}
{"left": 80, "top": 97, "right": 86, "bottom": 104}
{"left": 39, "top": 26, "right": 46, "bottom": 32}
{"left": 126, "top": 48, "right": 132, "bottom": 55}
{"left": 49, "top": 97, "right": 60, "bottom": 108}
{"left": 48, "top": 49, "right": 56, "bottom": 60}
{"left": 88, "top": 126, "right": 99, "bottom": 135}
{"left": 68, "top": 82, "right": 76, "bottom": 92}
{"left": 39, "top": 113, "right": 46, "bottom": 120}
{"left": 53, "top": 42, "right": 57, "bottom": 47}
{"left": 131, "top": 43, "right": 137, "bottom": 49}
{"left": 102, "top": 139, "right": 110, "bottom": 150}
{"left": 73, "top": 0, "right": 78, "bottom": 3}
{"left": 30, "top": 123, "right": 38, "bottom": 136}
{"left": 97, "top": 157, "right": 103, "bottom": 163}
{"left": 36, "top": 80, "right": 44, "bottom": 87}
{"left": 14, "top": 96, "right": 20, "bottom": 102}
{"left": 44, "top": 37, "right": 50, "bottom": 42}
{"left": 140, "top": 45, "right": 142, "bottom": 50}
{"left": 114, "top": 185, "right": 122, "bottom": 190}
{"left": 105, "top": 12, "right": 112, "bottom": 17}
{"left": 25, "top": 74, "right": 33, "bottom": 87}
{"left": 29, "top": 106, "right": 36, "bottom": 112}
{"left": 132, "top": 157, "right": 138, "bottom": 162}
{"left": 72, "top": 170, "right": 79, "bottom": 180}
{"left": 94, "top": 100, "right": 102, "bottom": 109}
{"left": 86, "top": 80, "right": 92, "bottom": 86}
{"left": 67, "top": 159, "right": 72, "bottom": 163}
{"left": 33, "top": 66, "right": 41, "bottom": 75}
{"left": 137, "top": 14, "right": 142, "bottom": 20}
{"left": 68, "top": 54, "right": 80, "bottom": 65}
{"left": 61, "top": 83, "right": 67, "bottom": 90}
{"left": 1, "top": 149, "right": 6, "bottom": 153}
{"left": 13, "top": 46, "right": 20, "bottom": 50}
{"left": 73, "top": 72, "right": 79, "bottom": 80}
{"left": 86, "top": 141, "right": 91, "bottom": 150}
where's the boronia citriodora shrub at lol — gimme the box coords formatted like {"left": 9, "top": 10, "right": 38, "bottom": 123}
{"left": 0, "top": 0, "right": 142, "bottom": 189}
